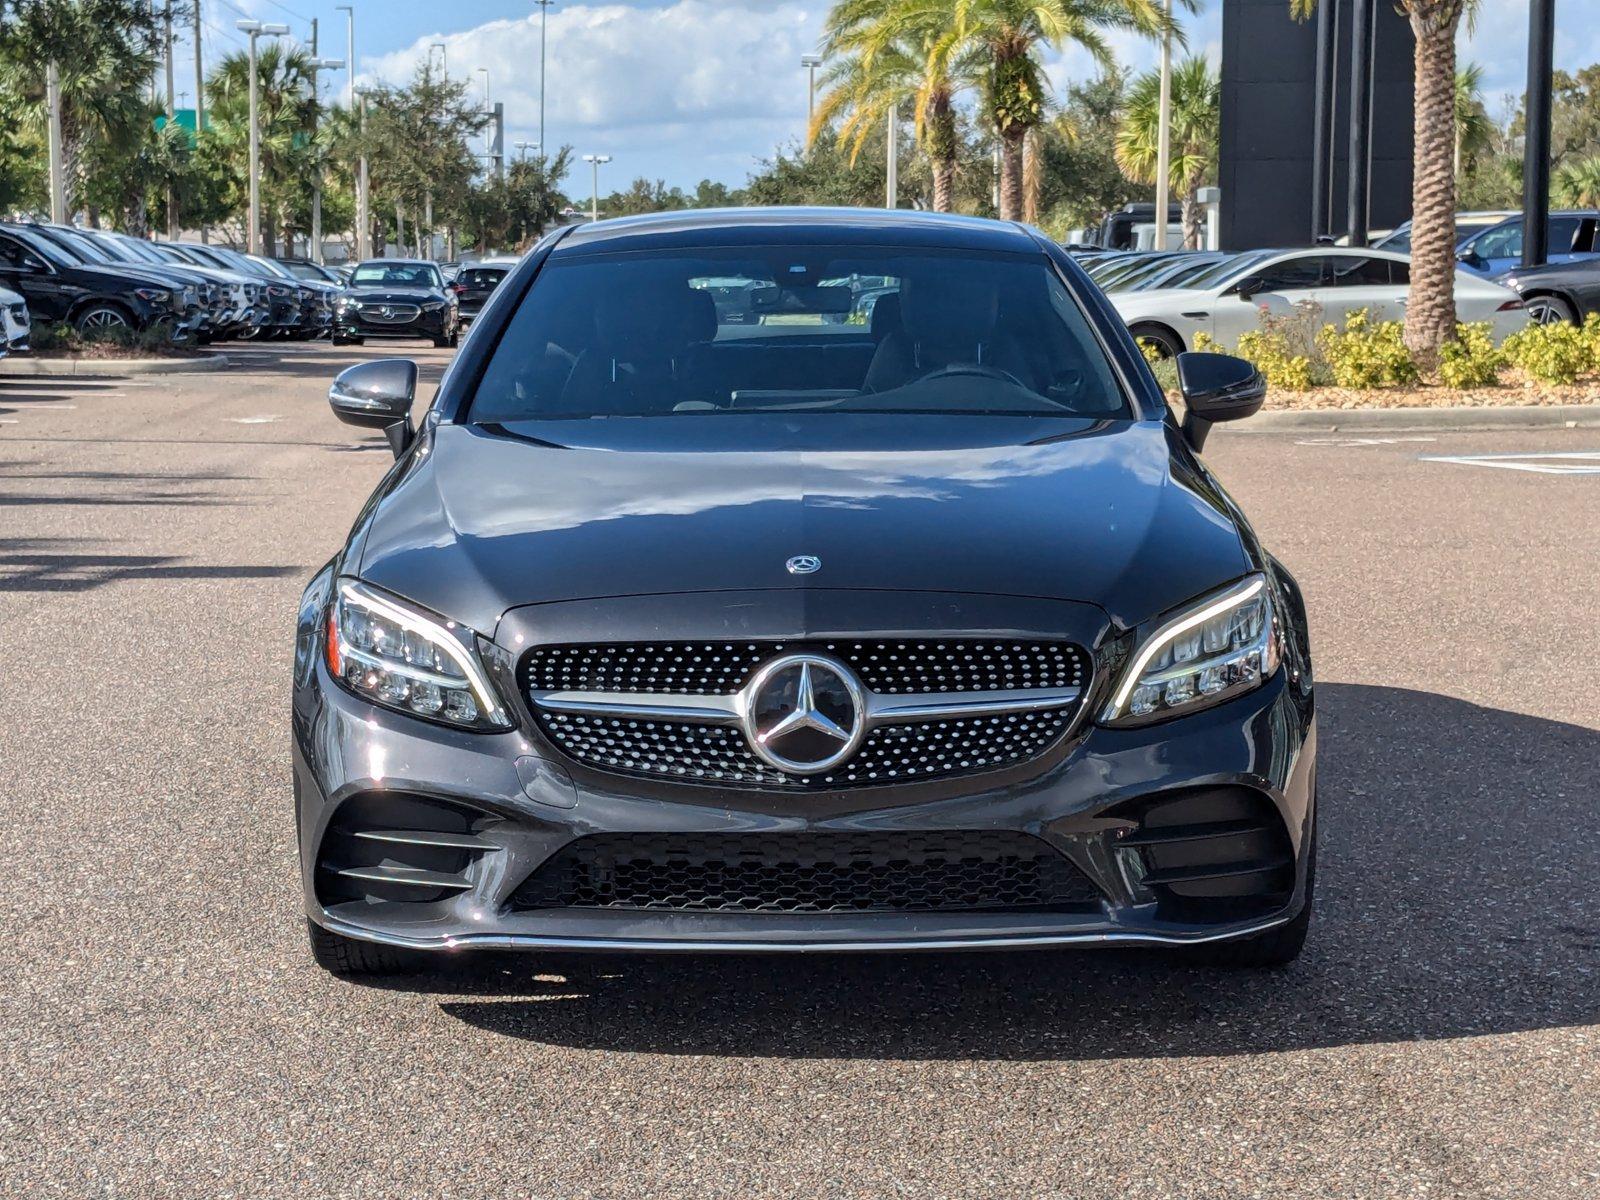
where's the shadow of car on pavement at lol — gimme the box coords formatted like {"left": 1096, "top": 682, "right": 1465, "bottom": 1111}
{"left": 352, "top": 683, "right": 1600, "bottom": 1061}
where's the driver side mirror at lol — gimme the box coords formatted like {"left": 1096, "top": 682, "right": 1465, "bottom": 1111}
{"left": 329, "top": 359, "right": 417, "bottom": 458}
{"left": 1176, "top": 352, "right": 1266, "bottom": 452}
{"left": 1234, "top": 276, "right": 1264, "bottom": 301}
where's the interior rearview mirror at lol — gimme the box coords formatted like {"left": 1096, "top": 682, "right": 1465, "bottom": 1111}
{"left": 329, "top": 359, "right": 418, "bottom": 458}
{"left": 1175, "top": 352, "right": 1266, "bottom": 452}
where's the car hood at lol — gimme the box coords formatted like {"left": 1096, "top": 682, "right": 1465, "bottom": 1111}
{"left": 341, "top": 287, "right": 442, "bottom": 304}
{"left": 355, "top": 415, "right": 1251, "bottom": 636}
{"left": 76, "top": 263, "right": 187, "bottom": 292}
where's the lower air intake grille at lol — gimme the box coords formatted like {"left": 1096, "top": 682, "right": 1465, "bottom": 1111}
{"left": 509, "top": 830, "right": 1100, "bottom": 914}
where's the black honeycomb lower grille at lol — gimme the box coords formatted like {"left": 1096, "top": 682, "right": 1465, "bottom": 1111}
{"left": 508, "top": 831, "right": 1101, "bottom": 914}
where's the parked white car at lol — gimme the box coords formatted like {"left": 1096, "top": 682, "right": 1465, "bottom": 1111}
{"left": 0, "top": 284, "right": 28, "bottom": 353}
{"left": 1109, "top": 247, "right": 1529, "bottom": 356}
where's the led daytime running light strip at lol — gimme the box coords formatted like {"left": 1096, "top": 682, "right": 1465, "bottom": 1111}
{"left": 1106, "top": 575, "right": 1266, "bottom": 717}
{"left": 336, "top": 579, "right": 509, "bottom": 727}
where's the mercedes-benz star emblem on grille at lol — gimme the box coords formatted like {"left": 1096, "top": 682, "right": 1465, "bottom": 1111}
{"left": 785, "top": 555, "right": 821, "bottom": 575}
{"left": 378, "top": 305, "right": 394, "bottom": 318}
{"left": 740, "top": 654, "right": 866, "bottom": 774}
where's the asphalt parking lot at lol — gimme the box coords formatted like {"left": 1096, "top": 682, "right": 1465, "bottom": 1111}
{"left": 2, "top": 340, "right": 1597, "bottom": 1198}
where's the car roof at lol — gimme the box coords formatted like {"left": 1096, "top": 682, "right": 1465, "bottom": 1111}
{"left": 355, "top": 257, "right": 437, "bottom": 267}
{"left": 552, "top": 207, "right": 1041, "bottom": 256}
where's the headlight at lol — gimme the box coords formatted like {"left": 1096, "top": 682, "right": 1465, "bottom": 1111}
{"left": 325, "top": 579, "right": 511, "bottom": 731}
{"left": 1100, "top": 574, "right": 1279, "bottom": 726}
{"left": 133, "top": 287, "right": 171, "bottom": 304}
{"left": 421, "top": 299, "right": 445, "bottom": 311}
{"left": 267, "top": 283, "right": 291, "bottom": 298}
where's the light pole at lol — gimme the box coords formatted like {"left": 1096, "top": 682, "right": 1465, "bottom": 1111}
{"left": 515, "top": 140, "right": 539, "bottom": 162}
{"left": 354, "top": 85, "right": 374, "bottom": 260}
{"left": 308, "top": 56, "right": 345, "bottom": 264}
{"left": 1153, "top": 0, "right": 1172, "bottom": 250}
{"left": 885, "top": 105, "right": 898, "bottom": 209}
{"left": 335, "top": 6, "right": 355, "bottom": 107}
{"left": 801, "top": 54, "right": 822, "bottom": 123}
{"left": 430, "top": 41, "right": 447, "bottom": 77}
{"left": 535, "top": 0, "right": 554, "bottom": 160}
{"left": 583, "top": 154, "right": 611, "bottom": 221}
{"left": 477, "top": 68, "right": 491, "bottom": 168}
{"left": 236, "top": 19, "right": 290, "bottom": 255}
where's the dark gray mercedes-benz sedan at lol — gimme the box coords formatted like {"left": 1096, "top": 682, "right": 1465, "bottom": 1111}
{"left": 295, "top": 208, "right": 1315, "bottom": 977}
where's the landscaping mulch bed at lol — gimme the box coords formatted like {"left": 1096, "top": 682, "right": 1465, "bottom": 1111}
{"left": 1260, "top": 376, "right": 1600, "bottom": 411}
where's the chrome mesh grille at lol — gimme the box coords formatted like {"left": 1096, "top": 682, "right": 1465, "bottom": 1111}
{"left": 525, "top": 639, "right": 1086, "bottom": 696}
{"left": 540, "top": 708, "right": 1075, "bottom": 788}
{"left": 509, "top": 830, "right": 1101, "bottom": 913}
{"left": 527, "top": 638, "right": 1089, "bottom": 790}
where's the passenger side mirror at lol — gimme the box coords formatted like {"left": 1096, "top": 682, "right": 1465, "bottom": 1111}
{"left": 1456, "top": 248, "right": 1484, "bottom": 269}
{"left": 329, "top": 358, "right": 417, "bottom": 457}
{"left": 1234, "top": 276, "right": 1263, "bottom": 301}
{"left": 1176, "top": 352, "right": 1266, "bottom": 452}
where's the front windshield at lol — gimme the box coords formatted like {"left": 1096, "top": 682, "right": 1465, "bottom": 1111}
{"left": 53, "top": 230, "right": 114, "bottom": 264}
{"left": 351, "top": 262, "right": 442, "bottom": 289}
{"left": 470, "top": 247, "right": 1130, "bottom": 421}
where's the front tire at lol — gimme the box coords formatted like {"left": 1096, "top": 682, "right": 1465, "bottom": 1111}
{"left": 306, "top": 919, "right": 422, "bottom": 977}
{"left": 74, "top": 304, "right": 134, "bottom": 336}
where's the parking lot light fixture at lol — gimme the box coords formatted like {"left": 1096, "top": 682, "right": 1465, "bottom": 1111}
{"left": 236, "top": 19, "right": 291, "bottom": 255}
{"left": 801, "top": 54, "right": 823, "bottom": 122}
{"left": 583, "top": 153, "right": 611, "bottom": 222}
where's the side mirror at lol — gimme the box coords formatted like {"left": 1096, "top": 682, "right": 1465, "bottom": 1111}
{"left": 1234, "top": 276, "right": 1262, "bottom": 301}
{"left": 1176, "top": 352, "right": 1266, "bottom": 452}
{"left": 1456, "top": 248, "right": 1484, "bottom": 269}
{"left": 329, "top": 358, "right": 417, "bottom": 458}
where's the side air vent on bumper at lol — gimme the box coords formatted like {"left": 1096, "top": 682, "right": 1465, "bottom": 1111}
{"left": 1116, "top": 788, "right": 1295, "bottom": 922}
{"left": 315, "top": 793, "right": 497, "bottom": 907}
{"left": 507, "top": 830, "right": 1103, "bottom": 915}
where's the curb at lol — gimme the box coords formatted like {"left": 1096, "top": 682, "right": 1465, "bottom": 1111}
{"left": 1221, "top": 403, "right": 1600, "bottom": 434}
{"left": 1, "top": 353, "right": 231, "bottom": 377}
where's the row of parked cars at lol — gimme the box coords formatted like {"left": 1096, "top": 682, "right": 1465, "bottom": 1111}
{"left": 1071, "top": 209, "right": 1600, "bottom": 358}
{"left": 0, "top": 222, "right": 529, "bottom": 356}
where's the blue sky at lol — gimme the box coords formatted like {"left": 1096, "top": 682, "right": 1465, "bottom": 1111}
{"left": 210, "top": 0, "right": 1600, "bottom": 191}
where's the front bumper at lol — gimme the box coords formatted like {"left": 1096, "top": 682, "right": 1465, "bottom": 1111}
{"left": 294, "top": 585, "right": 1316, "bottom": 956}
{"left": 334, "top": 307, "right": 450, "bottom": 339}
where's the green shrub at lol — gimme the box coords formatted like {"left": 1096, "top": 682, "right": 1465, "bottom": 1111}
{"left": 1149, "top": 356, "right": 1179, "bottom": 393}
{"left": 1437, "top": 322, "right": 1506, "bottom": 389}
{"left": 1315, "top": 309, "right": 1418, "bottom": 389}
{"left": 1503, "top": 319, "right": 1593, "bottom": 385}
{"left": 1198, "top": 304, "right": 1323, "bottom": 391}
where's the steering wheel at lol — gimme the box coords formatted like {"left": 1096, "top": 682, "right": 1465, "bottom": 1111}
{"left": 916, "top": 362, "right": 1029, "bottom": 389}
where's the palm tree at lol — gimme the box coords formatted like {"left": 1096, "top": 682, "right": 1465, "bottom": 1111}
{"left": 928, "top": 0, "right": 1182, "bottom": 221}
{"left": 1554, "top": 155, "right": 1600, "bottom": 208}
{"left": 1292, "top": 0, "right": 1478, "bottom": 370}
{"left": 1114, "top": 55, "right": 1218, "bottom": 248}
{"left": 0, "top": 0, "right": 162, "bottom": 217}
{"left": 206, "top": 43, "right": 318, "bottom": 255}
{"left": 811, "top": 0, "right": 981, "bottom": 213}
{"left": 1453, "top": 62, "right": 1491, "bottom": 179}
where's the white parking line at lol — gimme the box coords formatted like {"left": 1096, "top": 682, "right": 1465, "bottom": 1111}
{"left": 227, "top": 416, "right": 283, "bottom": 424}
{"left": 1420, "top": 451, "right": 1600, "bottom": 475}
{"left": 1297, "top": 436, "right": 1437, "bottom": 447}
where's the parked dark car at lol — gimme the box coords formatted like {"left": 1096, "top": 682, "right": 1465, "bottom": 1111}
{"left": 452, "top": 261, "right": 512, "bottom": 320}
{"left": 150, "top": 241, "right": 270, "bottom": 338}
{"left": 0, "top": 222, "right": 200, "bottom": 340}
{"left": 332, "top": 258, "right": 459, "bottom": 346}
{"left": 297, "top": 208, "right": 1315, "bottom": 980}
{"left": 1380, "top": 210, "right": 1600, "bottom": 277}
{"left": 1495, "top": 256, "right": 1600, "bottom": 325}
{"left": 30, "top": 224, "right": 225, "bottom": 341}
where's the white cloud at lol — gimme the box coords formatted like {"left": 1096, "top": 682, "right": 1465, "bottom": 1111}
{"left": 364, "top": 0, "right": 827, "bottom": 189}
{"left": 355, "top": 0, "right": 1600, "bottom": 190}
